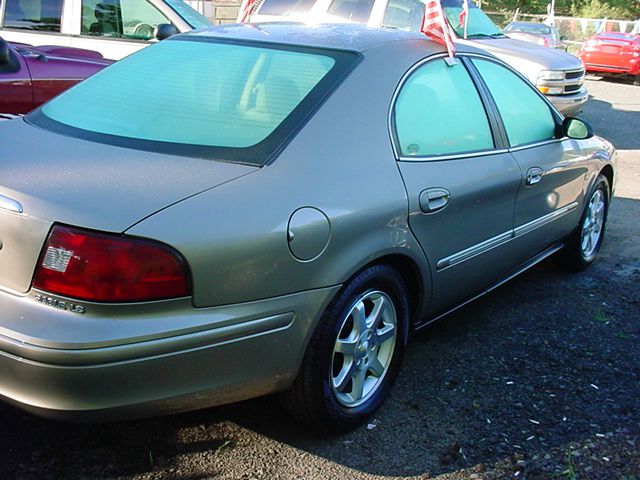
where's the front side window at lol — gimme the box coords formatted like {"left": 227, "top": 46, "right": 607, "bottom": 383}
{"left": 2, "top": 0, "right": 63, "bottom": 31}
{"left": 81, "top": 0, "right": 171, "bottom": 40}
{"left": 393, "top": 59, "right": 494, "bottom": 157}
{"left": 472, "top": 59, "right": 556, "bottom": 147}
{"left": 383, "top": 0, "right": 503, "bottom": 38}
{"left": 32, "top": 39, "right": 356, "bottom": 165}
{"left": 382, "top": 0, "right": 423, "bottom": 32}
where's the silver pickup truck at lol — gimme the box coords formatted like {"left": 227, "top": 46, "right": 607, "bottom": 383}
{"left": 251, "top": 0, "right": 588, "bottom": 115}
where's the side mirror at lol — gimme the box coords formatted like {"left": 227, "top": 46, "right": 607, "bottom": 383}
{"left": 560, "top": 35, "right": 567, "bottom": 40}
{"left": 0, "top": 37, "right": 10, "bottom": 65}
{"left": 563, "top": 117, "right": 593, "bottom": 140}
{"left": 155, "top": 24, "right": 178, "bottom": 41}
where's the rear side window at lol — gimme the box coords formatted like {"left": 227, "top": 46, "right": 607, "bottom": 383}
{"left": 2, "top": 0, "right": 63, "bottom": 31}
{"left": 32, "top": 39, "right": 357, "bottom": 165}
{"left": 393, "top": 59, "right": 494, "bottom": 157}
{"left": 472, "top": 58, "right": 556, "bottom": 147}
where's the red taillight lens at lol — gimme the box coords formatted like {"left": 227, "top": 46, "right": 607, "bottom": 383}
{"left": 33, "top": 225, "right": 190, "bottom": 302}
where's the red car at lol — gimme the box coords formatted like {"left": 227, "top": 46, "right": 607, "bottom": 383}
{"left": 579, "top": 32, "right": 640, "bottom": 86}
{"left": 0, "top": 37, "right": 112, "bottom": 117}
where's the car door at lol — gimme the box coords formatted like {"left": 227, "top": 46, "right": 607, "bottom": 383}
{"left": 391, "top": 56, "right": 522, "bottom": 315}
{"left": 0, "top": 42, "right": 33, "bottom": 114}
{"left": 470, "top": 57, "right": 588, "bottom": 264}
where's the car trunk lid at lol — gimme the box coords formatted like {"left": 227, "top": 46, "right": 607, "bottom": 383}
{"left": 0, "top": 119, "right": 258, "bottom": 294}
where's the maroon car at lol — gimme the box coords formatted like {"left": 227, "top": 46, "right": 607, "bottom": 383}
{"left": 0, "top": 37, "right": 112, "bottom": 117}
{"left": 579, "top": 33, "right": 640, "bottom": 86}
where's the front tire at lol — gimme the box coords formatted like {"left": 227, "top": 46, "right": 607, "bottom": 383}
{"left": 282, "top": 265, "right": 408, "bottom": 433}
{"left": 557, "top": 174, "right": 610, "bottom": 270}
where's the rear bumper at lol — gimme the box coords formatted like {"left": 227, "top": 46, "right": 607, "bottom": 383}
{"left": 547, "top": 88, "right": 589, "bottom": 116}
{"left": 583, "top": 62, "right": 640, "bottom": 76}
{"left": 0, "top": 286, "right": 339, "bottom": 420}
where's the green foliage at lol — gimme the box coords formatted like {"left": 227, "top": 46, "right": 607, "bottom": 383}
{"left": 481, "top": 0, "right": 639, "bottom": 19}
{"left": 572, "top": 0, "right": 636, "bottom": 20}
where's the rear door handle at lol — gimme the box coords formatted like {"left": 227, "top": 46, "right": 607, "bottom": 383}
{"left": 419, "top": 188, "right": 451, "bottom": 213}
{"left": 526, "top": 167, "right": 544, "bottom": 186}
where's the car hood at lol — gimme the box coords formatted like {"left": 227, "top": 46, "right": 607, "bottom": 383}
{"left": 11, "top": 42, "right": 112, "bottom": 64}
{"left": 462, "top": 37, "right": 582, "bottom": 70}
{"left": 0, "top": 119, "right": 257, "bottom": 293}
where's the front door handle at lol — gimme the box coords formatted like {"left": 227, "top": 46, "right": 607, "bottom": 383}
{"left": 419, "top": 188, "right": 451, "bottom": 213}
{"left": 526, "top": 167, "right": 544, "bottom": 186}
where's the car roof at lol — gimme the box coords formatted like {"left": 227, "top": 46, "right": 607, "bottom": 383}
{"left": 180, "top": 22, "right": 455, "bottom": 54}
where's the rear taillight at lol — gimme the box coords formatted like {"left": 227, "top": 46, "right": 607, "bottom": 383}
{"left": 33, "top": 225, "right": 190, "bottom": 302}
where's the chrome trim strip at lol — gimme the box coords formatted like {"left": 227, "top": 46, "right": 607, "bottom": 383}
{"left": 514, "top": 202, "right": 578, "bottom": 237}
{"left": 436, "top": 202, "right": 579, "bottom": 271}
{"left": 0, "top": 194, "right": 24, "bottom": 214}
{"left": 437, "top": 231, "right": 513, "bottom": 270}
{"left": 508, "top": 138, "right": 563, "bottom": 153}
{"left": 399, "top": 148, "right": 509, "bottom": 162}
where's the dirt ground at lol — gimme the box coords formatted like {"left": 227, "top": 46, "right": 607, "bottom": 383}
{"left": 0, "top": 78, "right": 638, "bottom": 480}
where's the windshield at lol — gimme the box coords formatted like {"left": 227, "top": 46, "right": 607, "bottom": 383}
{"left": 505, "top": 23, "right": 551, "bottom": 35}
{"left": 441, "top": 0, "right": 501, "bottom": 38}
{"left": 31, "top": 39, "right": 357, "bottom": 165}
{"left": 164, "top": 0, "right": 211, "bottom": 29}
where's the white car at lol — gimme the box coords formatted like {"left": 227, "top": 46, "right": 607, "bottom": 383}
{"left": 250, "top": 0, "right": 588, "bottom": 115}
{"left": 0, "top": 0, "right": 210, "bottom": 59}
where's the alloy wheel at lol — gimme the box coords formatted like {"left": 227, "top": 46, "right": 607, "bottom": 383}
{"left": 330, "top": 290, "right": 397, "bottom": 408}
{"left": 581, "top": 189, "right": 606, "bottom": 260}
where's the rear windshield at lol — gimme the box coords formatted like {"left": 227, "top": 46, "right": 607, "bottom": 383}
{"left": 30, "top": 38, "right": 358, "bottom": 165}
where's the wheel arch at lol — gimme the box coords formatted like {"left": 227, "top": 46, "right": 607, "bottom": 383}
{"left": 600, "top": 164, "right": 614, "bottom": 196}
{"left": 338, "top": 252, "right": 430, "bottom": 344}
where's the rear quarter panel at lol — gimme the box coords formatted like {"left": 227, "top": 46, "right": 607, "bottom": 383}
{"left": 127, "top": 42, "right": 434, "bottom": 311}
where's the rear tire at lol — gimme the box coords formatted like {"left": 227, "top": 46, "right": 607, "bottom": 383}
{"left": 556, "top": 175, "right": 610, "bottom": 271}
{"left": 281, "top": 265, "right": 408, "bottom": 433}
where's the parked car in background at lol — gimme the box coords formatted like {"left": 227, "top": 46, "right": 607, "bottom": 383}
{"left": 579, "top": 32, "right": 640, "bottom": 86}
{"left": 0, "top": 23, "right": 616, "bottom": 431}
{"left": 250, "top": 0, "right": 588, "bottom": 115}
{"left": 0, "top": 0, "right": 211, "bottom": 60}
{"left": 503, "top": 21, "right": 566, "bottom": 50}
{"left": 0, "top": 36, "right": 111, "bottom": 115}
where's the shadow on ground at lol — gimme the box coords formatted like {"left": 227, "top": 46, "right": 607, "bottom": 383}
{"left": 580, "top": 82, "right": 640, "bottom": 150}
{"left": 0, "top": 200, "right": 638, "bottom": 480}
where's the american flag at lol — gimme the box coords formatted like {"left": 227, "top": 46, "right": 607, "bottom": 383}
{"left": 237, "top": 0, "right": 257, "bottom": 23}
{"left": 459, "top": 0, "right": 469, "bottom": 39}
{"left": 419, "top": 0, "right": 456, "bottom": 61}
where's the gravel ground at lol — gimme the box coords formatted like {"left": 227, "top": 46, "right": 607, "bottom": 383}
{"left": 0, "top": 79, "right": 638, "bottom": 480}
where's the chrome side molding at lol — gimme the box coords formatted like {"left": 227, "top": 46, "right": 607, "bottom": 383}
{"left": 437, "top": 202, "right": 579, "bottom": 271}
{"left": 0, "top": 194, "right": 24, "bottom": 214}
